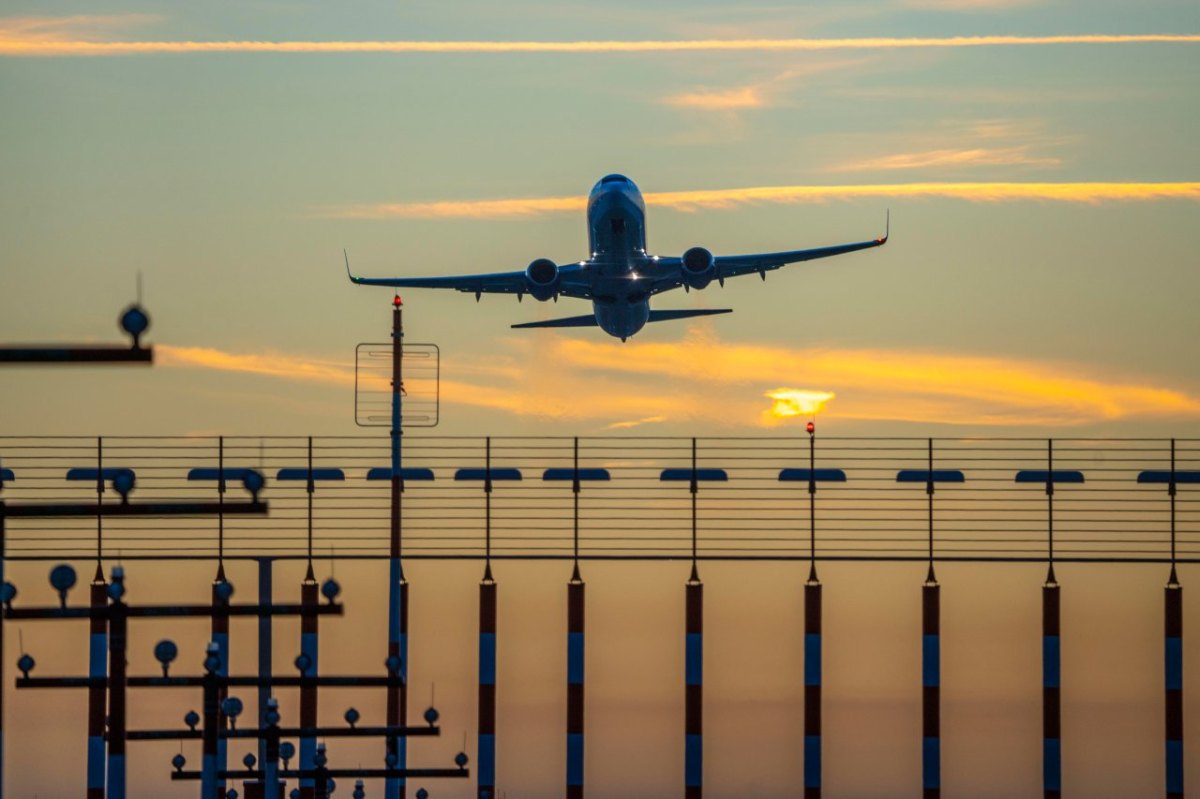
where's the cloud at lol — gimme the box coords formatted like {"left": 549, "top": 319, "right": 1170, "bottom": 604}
{"left": 332, "top": 195, "right": 587, "bottom": 220}
{"left": 550, "top": 330, "right": 1200, "bottom": 427}
{"left": 158, "top": 345, "right": 354, "bottom": 385}
{"left": 2, "top": 24, "right": 1197, "bottom": 57}
{"left": 662, "top": 86, "right": 765, "bottom": 110}
{"left": 327, "top": 181, "right": 1200, "bottom": 219}
{"left": 0, "top": 14, "right": 159, "bottom": 39}
{"left": 901, "top": 0, "right": 1041, "bottom": 9}
{"left": 607, "top": 415, "right": 668, "bottom": 430}
{"left": 830, "top": 147, "right": 1060, "bottom": 172}
{"left": 157, "top": 331, "right": 1200, "bottom": 430}
{"left": 826, "top": 118, "right": 1070, "bottom": 174}
{"left": 658, "top": 64, "right": 851, "bottom": 113}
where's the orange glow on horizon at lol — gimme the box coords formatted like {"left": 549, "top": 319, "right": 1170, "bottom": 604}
{"left": 158, "top": 335, "right": 1200, "bottom": 430}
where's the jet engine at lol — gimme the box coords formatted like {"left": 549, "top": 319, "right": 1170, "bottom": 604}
{"left": 680, "top": 246, "right": 715, "bottom": 290}
{"left": 525, "top": 258, "right": 560, "bottom": 301}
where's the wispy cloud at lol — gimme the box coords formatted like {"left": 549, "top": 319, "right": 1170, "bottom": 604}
{"left": 159, "top": 345, "right": 354, "bottom": 385}
{"left": 901, "top": 0, "right": 1041, "bottom": 10}
{"left": 831, "top": 146, "right": 1060, "bottom": 172}
{"left": 158, "top": 331, "right": 1200, "bottom": 430}
{"left": 659, "top": 61, "right": 869, "bottom": 116}
{"left": 0, "top": 14, "right": 160, "bottom": 39}
{"left": 827, "top": 118, "right": 1069, "bottom": 174}
{"left": 327, "top": 182, "right": 1200, "bottom": 219}
{"left": 2, "top": 22, "right": 1197, "bottom": 57}
{"left": 607, "top": 415, "right": 668, "bottom": 430}
{"left": 662, "top": 86, "right": 766, "bottom": 111}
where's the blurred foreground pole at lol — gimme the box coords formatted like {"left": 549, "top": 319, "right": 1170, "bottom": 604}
{"left": 107, "top": 568, "right": 129, "bottom": 799}
{"left": 257, "top": 559, "right": 273, "bottom": 774}
{"left": 299, "top": 575, "right": 319, "bottom": 798}
{"left": 0, "top": 493, "right": 6, "bottom": 799}
{"left": 88, "top": 575, "right": 109, "bottom": 799}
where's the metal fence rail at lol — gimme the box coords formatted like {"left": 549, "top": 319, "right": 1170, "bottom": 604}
{"left": 1, "top": 436, "right": 1197, "bottom": 562}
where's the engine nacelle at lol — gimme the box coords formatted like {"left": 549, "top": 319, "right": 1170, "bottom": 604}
{"left": 680, "top": 246, "right": 715, "bottom": 290}
{"left": 525, "top": 258, "right": 560, "bottom": 301}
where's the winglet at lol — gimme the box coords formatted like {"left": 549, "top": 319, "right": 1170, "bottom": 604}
{"left": 343, "top": 249, "right": 360, "bottom": 284}
{"left": 877, "top": 209, "right": 890, "bottom": 244}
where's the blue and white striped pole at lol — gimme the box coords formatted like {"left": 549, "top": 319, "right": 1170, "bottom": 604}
{"left": 106, "top": 567, "right": 129, "bottom": 799}
{"left": 212, "top": 576, "right": 230, "bottom": 799}
{"left": 686, "top": 565, "right": 703, "bottom": 799}
{"left": 1041, "top": 436, "right": 1060, "bottom": 796}
{"left": 923, "top": 572, "right": 940, "bottom": 799}
{"left": 1043, "top": 579, "right": 1061, "bottom": 799}
{"left": 0, "top": 478, "right": 5, "bottom": 799}
{"left": 1015, "top": 445, "right": 1087, "bottom": 799}
{"left": 201, "top": 641, "right": 220, "bottom": 799}
{"left": 1044, "top": 442, "right": 1061, "bottom": 799}
{"left": 257, "top": 559, "right": 274, "bottom": 793}
{"left": 1166, "top": 575, "right": 1183, "bottom": 799}
{"left": 804, "top": 421, "right": 822, "bottom": 798}
{"left": 567, "top": 571, "right": 585, "bottom": 798}
{"left": 546, "top": 442, "right": 610, "bottom": 799}
{"left": 896, "top": 441, "right": 966, "bottom": 799}
{"left": 805, "top": 575, "right": 821, "bottom": 799}
{"left": 300, "top": 576, "right": 319, "bottom": 799}
{"left": 480, "top": 436, "right": 498, "bottom": 799}
{"left": 87, "top": 572, "right": 108, "bottom": 799}
{"left": 1136, "top": 446, "right": 1193, "bottom": 799}
{"left": 1166, "top": 439, "right": 1183, "bottom": 799}
{"left": 479, "top": 565, "right": 497, "bottom": 799}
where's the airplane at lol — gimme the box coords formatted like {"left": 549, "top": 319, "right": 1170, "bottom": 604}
{"left": 346, "top": 174, "right": 888, "bottom": 341}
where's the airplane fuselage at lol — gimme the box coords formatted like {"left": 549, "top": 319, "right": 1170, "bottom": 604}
{"left": 586, "top": 174, "right": 653, "bottom": 339}
{"left": 348, "top": 174, "right": 887, "bottom": 341}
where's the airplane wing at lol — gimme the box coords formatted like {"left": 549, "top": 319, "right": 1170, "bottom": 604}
{"left": 646, "top": 216, "right": 888, "bottom": 294}
{"left": 345, "top": 252, "right": 592, "bottom": 299}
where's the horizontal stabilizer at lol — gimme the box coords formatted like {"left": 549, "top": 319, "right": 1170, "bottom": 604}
{"left": 648, "top": 308, "right": 732, "bottom": 323}
{"left": 511, "top": 314, "right": 600, "bottom": 329}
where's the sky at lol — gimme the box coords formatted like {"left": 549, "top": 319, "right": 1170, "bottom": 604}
{"left": 1, "top": 1, "right": 1199, "bottom": 797}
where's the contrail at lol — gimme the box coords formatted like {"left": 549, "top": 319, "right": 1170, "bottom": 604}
{"left": 327, "top": 182, "right": 1200, "bottom": 219}
{"left": 2, "top": 33, "right": 1198, "bottom": 57}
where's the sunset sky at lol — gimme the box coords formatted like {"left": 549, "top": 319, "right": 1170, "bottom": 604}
{"left": 2, "top": 0, "right": 1199, "bottom": 437}
{"left": 1, "top": 2, "right": 1198, "bottom": 797}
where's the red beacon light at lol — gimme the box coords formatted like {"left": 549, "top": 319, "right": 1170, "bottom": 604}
{"left": 393, "top": 294, "right": 403, "bottom": 308}
{"left": 806, "top": 421, "right": 815, "bottom": 435}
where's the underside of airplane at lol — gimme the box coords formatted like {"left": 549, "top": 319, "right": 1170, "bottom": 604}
{"left": 347, "top": 174, "right": 888, "bottom": 341}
